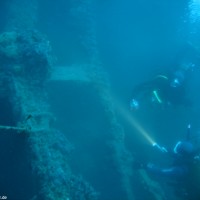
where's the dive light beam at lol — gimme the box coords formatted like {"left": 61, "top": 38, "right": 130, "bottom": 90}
{"left": 117, "top": 103, "right": 155, "bottom": 145}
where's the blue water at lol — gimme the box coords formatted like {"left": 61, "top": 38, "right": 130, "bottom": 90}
{"left": 1, "top": 0, "right": 200, "bottom": 200}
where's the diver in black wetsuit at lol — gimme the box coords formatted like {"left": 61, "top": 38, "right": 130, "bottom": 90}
{"left": 130, "top": 67, "right": 191, "bottom": 110}
{"left": 130, "top": 43, "right": 199, "bottom": 110}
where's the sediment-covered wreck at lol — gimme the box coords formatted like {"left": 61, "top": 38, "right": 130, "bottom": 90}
{"left": 0, "top": 1, "right": 180, "bottom": 200}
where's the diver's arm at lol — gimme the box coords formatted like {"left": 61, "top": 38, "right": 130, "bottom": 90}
{"left": 152, "top": 143, "right": 179, "bottom": 159}
{"left": 131, "top": 80, "right": 155, "bottom": 98}
{"left": 130, "top": 83, "right": 149, "bottom": 110}
{"left": 130, "top": 80, "right": 156, "bottom": 110}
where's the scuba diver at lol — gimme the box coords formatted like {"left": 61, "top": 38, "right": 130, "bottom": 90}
{"left": 130, "top": 43, "right": 199, "bottom": 110}
{"left": 130, "top": 67, "right": 192, "bottom": 110}
{"left": 145, "top": 124, "right": 200, "bottom": 199}
{"left": 148, "top": 126, "right": 199, "bottom": 177}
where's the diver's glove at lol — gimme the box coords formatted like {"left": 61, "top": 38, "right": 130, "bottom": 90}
{"left": 153, "top": 143, "right": 168, "bottom": 153}
{"left": 130, "top": 99, "right": 139, "bottom": 110}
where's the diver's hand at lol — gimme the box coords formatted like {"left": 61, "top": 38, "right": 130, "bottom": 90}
{"left": 130, "top": 99, "right": 139, "bottom": 110}
{"left": 153, "top": 143, "right": 168, "bottom": 153}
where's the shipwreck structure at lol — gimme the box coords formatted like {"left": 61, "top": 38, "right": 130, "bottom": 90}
{"left": 0, "top": 1, "right": 135, "bottom": 199}
{"left": 0, "top": 0, "right": 195, "bottom": 200}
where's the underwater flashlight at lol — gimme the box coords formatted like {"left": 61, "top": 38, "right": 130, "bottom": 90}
{"left": 153, "top": 143, "right": 168, "bottom": 153}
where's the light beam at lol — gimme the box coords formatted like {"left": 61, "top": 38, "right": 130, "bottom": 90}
{"left": 116, "top": 100, "right": 155, "bottom": 145}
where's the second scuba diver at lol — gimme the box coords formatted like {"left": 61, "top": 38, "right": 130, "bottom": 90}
{"left": 130, "top": 43, "right": 200, "bottom": 110}
{"left": 145, "top": 124, "right": 200, "bottom": 199}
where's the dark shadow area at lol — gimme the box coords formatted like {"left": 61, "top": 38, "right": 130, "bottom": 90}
{"left": 0, "top": 98, "right": 38, "bottom": 200}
